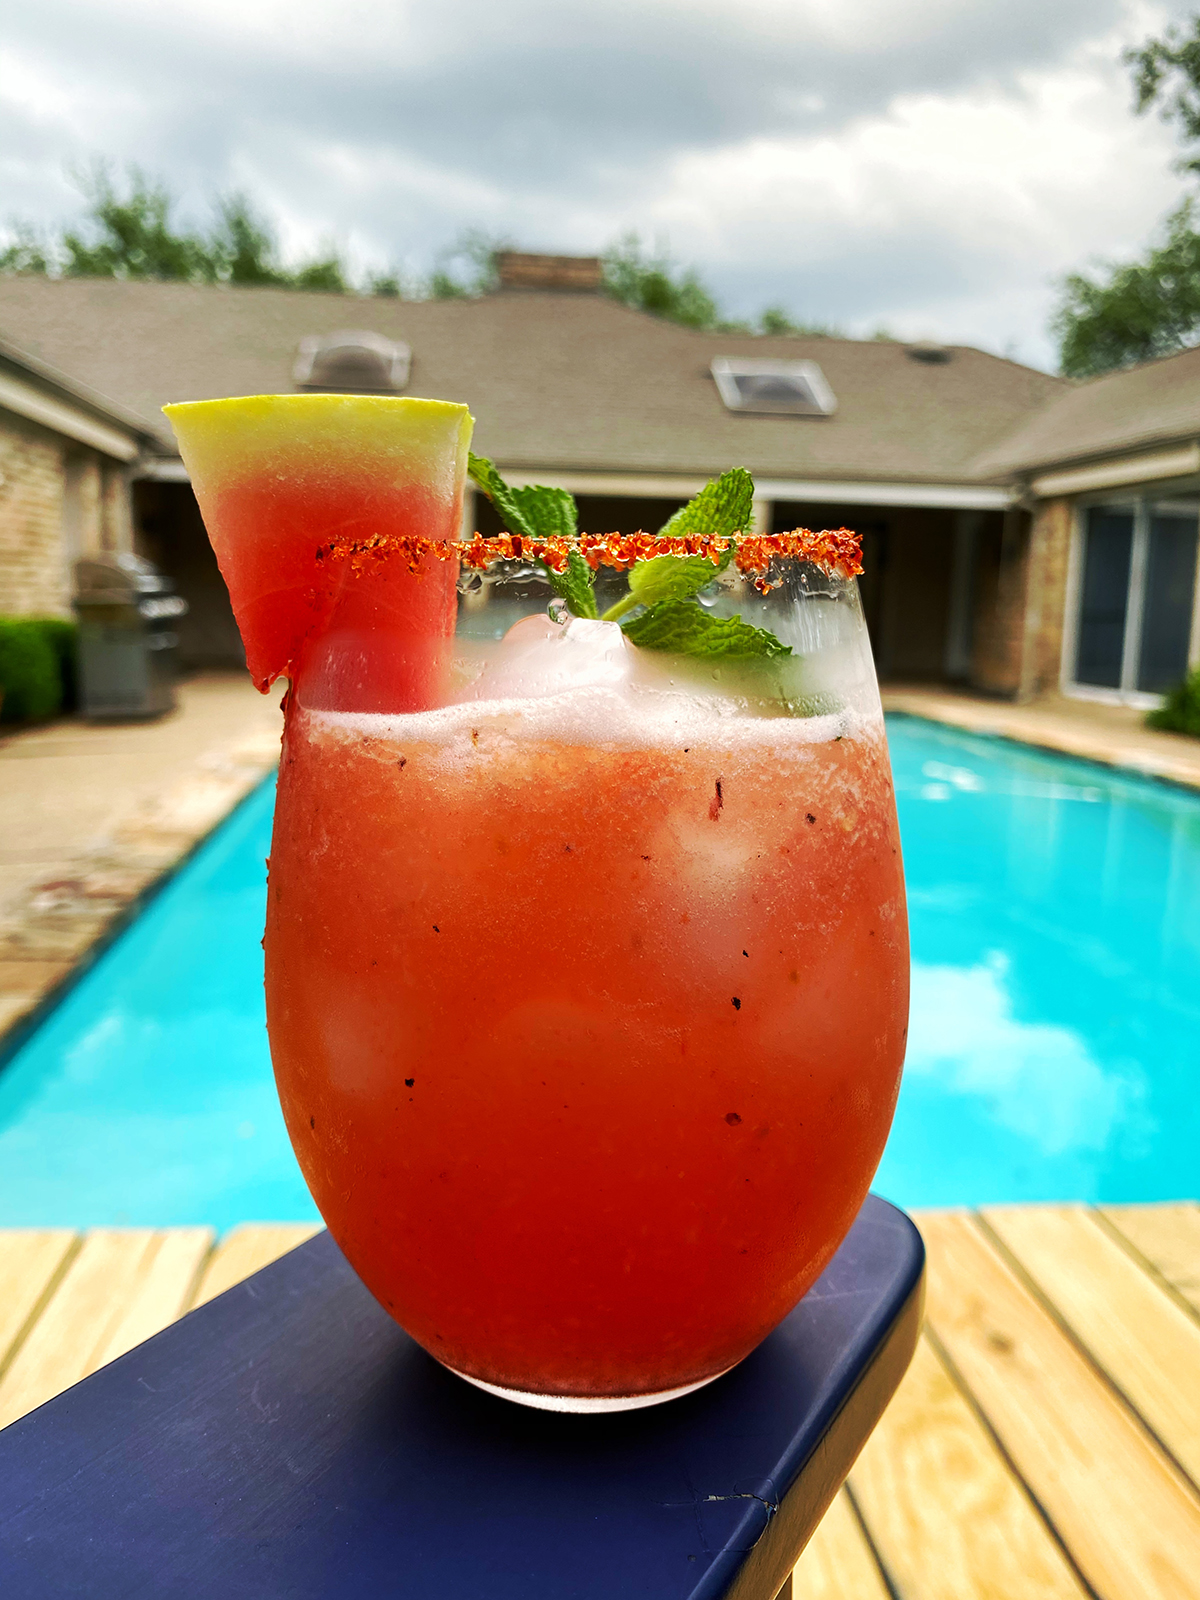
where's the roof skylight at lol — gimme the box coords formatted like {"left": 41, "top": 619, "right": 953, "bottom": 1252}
{"left": 293, "top": 331, "right": 411, "bottom": 394}
{"left": 711, "top": 357, "right": 836, "bottom": 417}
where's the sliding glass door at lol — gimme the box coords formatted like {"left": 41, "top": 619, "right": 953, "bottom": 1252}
{"left": 1139, "top": 505, "right": 1200, "bottom": 691}
{"left": 1073, "top": 499, "right": 1199, "bottom": 698}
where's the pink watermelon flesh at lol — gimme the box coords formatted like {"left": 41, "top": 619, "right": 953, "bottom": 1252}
{"left": 163, "top": 395, "right": 473, "bottom": 710}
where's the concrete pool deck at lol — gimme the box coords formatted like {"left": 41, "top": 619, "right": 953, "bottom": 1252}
{"left": 1, "top": 1202, "right": 1198, "bottom": 1598}
{"left": 0, "top": 673, "right": 282, "bottom": 1047}
{"left": 882, "top": 684, "right": 1200, "bottom": 792}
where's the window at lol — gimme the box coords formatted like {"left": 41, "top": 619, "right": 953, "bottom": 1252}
{"left": 1071, "top": 498, "right": 1199, "bottom": 699}
{"left": 711, "top": 357, "right": 836, "bottom": 416}
{"left": 293, "top": 331, "right": 411, "bottom": 394}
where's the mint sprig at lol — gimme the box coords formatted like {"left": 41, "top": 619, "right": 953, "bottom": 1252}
{"left": 603, "top": 542, "right": 734, "bottom": 621}
{"left": 469, "top": 453, "right": 575, "bottom": 538}
{"left": 602, "top": 468, "right": 751, "bottom": 622}
{"left": 468, "top": 453, "right": 597, "bottom": 618}
{"left": 622, "top": 598, "right": 792, "bottom": 660}
{"left": 659, "top": 467, "right": 755, "bottom": 542}
{"left": 467, "top": 455, "right": 792, "bottom": 662}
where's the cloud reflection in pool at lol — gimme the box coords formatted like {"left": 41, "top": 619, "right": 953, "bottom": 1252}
{"left": 875, "top": 717, "right": 1197, "bottom": 1209}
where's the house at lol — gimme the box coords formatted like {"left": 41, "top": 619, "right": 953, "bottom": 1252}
{"left": 974, "top": 348, "right": 1200, "bottom": 707}
{"left": 0, "top": 253, "right": 1196, "bottom": 705}
{"left": 0, "top": 332, "right": 158, "bottom": 619}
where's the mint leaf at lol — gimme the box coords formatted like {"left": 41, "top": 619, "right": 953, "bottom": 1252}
{"left": 468, "top": 453, "right": 597, "bottom": 618}
{"left": 468, "top": 452, "right": 519, "bottom": 525}
{"left": 549, "top": 548, "right": 600, "bottom": 620}
{"left": 621, "top": 598, "right": 792, "bottom": 660}
{"left": 603, "top": 542, "right": 733, "bottom": 619}
{"left": 659, "top": 467, "right": 755, "bottom": 541}
{"left": 600, "top": 468, "right": 752, "bottom": 621}
{"left": 509, "top": 483, "right": 577, "bottom": 540}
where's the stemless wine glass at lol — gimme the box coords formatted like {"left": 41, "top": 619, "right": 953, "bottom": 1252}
{"left": 168, "top": 396, "right": 909, "bottom": 1412}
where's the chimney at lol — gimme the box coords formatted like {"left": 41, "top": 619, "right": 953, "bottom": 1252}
{"left": 494, "top": 252, "right": 604, "bottom": 293}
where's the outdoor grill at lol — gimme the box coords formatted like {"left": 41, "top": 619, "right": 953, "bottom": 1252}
{"left": 72, "top": 552, "right": 188, "bottom": 720}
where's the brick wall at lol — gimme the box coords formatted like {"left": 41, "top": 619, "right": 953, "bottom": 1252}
{"left": 100, "top": 461, "right": 133, "bottom": 552}
{"left": 0, "top": 409, "right": 136, "bottom": 619}
{"left": 1019, "top": 495, "right": 1072, "bottom": 699}
{"left": 0, "top": 411, "right": 70, "bottom": 617}
{"left": 968, "top": 497, "right": 1074, "bottom": 700}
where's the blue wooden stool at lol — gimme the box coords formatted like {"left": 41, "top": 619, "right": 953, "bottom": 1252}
{"left": 0, "top": 1194, "right": 923, "bottom": 1599}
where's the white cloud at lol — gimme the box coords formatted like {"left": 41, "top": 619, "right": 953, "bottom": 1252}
{"left": 906, "top": 955, "right": 1141, "bottom": 1156}
{"left": 0, "top": 0, "right": 1195, "bottom": 365}
{"left": 597, "top": 7, "right": 1182, "bottom": 361}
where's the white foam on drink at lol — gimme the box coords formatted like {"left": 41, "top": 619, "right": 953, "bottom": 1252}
{"left": 302, "top": 616, "right": 881, "bottom": 754}
{"left": 306, "top": 687, "right": 877, "bottom": 757}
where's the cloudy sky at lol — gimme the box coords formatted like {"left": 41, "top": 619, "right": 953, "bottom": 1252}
{"left": 1, "top": 0, "right": 1196, "bottom": 369}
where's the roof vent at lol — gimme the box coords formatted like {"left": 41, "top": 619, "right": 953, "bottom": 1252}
{"left": 293, "top": 330, "right": 411, "bottom": 393}
{"left": 905, "top": 342, "right": 952, "bottom": 365}
{"left": 495, "top": 252, "right": 604, "bottom": 293}
{"left": 711, "top": 357, "right": 837, "bottom": 417}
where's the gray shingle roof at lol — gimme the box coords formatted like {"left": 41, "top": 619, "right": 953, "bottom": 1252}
{"left": 0, "top": 276, "right": 1065, "bottom": 482}
{"left": 972, "top": 341, "right": 1200, "bottom": 478}
{"left": 0, "top": 328, "right": 161, "bottom": 444}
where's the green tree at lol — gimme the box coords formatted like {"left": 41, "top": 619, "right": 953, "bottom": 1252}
{"left": 1052, "top": 14, "right": 1200, "bottom": 376}
{"left": 0, "top": 167, "right": 361, "bottom": 295}
{"left": 60, "top": 166, "right": 214, "bottom": 282}
{"left": 429, "top": 230, "right": 508, "bottom": 298}
{"left": 0, "top": 223, "right": 53, "bottom": 276}
{"left": 758, "top": 304, "right": 847, "bottom": 337}
{"left": 1053, "top": 202, "right": 1200, "bottom": 378}
{"left": 368, "top": 271, "right": 403, "bottom": 297}
{"left": 602, "top": 233, "right": 720, "bottom": 329}
{"left": 1128, "top": 19, "right": 1200, "bottom": 174}
{"left": 208, "top": 193, "right": 289, "bottom": 286}
{"left": 207, "top": 194, "right": 348, "bottom": 292}
{"left": 293, "top": 256, "right": 350, "bottom": 293}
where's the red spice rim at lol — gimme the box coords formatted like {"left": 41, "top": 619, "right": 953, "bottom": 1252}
{"left": 318, "top": 526, "right": 863, "bottom": 582}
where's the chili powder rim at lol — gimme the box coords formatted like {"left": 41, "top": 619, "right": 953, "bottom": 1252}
{"left": 317, "top": 526, "right": 863, "bottom": 585}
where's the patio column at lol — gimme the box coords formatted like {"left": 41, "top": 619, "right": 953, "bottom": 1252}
{"left": 944, "top": 510, "right": 983, "bottom": 680}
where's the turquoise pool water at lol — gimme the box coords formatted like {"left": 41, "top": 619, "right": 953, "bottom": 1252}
{"left": 0, "top": 717, "right": 1197, "bottom": 1227}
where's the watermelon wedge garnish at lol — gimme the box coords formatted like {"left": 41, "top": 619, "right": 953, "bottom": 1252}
{"left": 164, "top": 394, "right": 473, "bottom": 710}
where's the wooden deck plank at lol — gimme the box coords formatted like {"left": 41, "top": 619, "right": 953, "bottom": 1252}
{"left": 791, "top": 1488, "right": 889, "bottom": 1600}
{"left": 188, "top": 1223, "right": 324, "bottom": 1308}
{"left": 919, "top": 1211, "right": 1200, "bottom": 1600}
{"left": 983, "top": 1204, "right": 1200, "bottom": 1489}
{"left": 1100, "top": 1203, "right": 1200, "bottom": 1318}
{"left": 88, "top": 1227, "right": 214, "bottom": 1372}
{"left": 4, "top": 1203, "right": 1200, "bottom": 1595}
{"left": 0, "top": 1230, "right": 78, "bottom": 1375}
{"left": 0, "top": 1230, "right": 199, "bottom": 1429}
{"left": 848, "top": 1331, "right": 1086, "bottom": 1600}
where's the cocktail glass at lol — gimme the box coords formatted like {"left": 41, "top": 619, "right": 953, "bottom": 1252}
{"left": 167, "top": 396, "right": 909, "bottom": 1412}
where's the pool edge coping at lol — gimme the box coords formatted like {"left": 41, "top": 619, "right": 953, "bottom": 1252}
{"left": 0, "top": 759, "right": 279, "bottom": 1072}
{"left": 881, "top": 696, "right": 1200, "bottom": 797}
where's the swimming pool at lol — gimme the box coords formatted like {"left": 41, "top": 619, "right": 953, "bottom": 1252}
{"left": 0, "top": 716, "right": 1196, "bottom": 1227}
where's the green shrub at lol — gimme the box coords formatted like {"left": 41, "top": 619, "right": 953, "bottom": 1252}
{"left": 34, "top": 617, "right": 79, "bottom": 711}
{"left": 1146, "top": 667, "right": 1200, "bottom": 737}
{"left": 0, "top": 619, "right": 63, "bottom": 724}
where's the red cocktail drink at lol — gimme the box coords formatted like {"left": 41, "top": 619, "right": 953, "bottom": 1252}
{"left": 167, "top": 397, "right": 908, "bottom": 1410}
